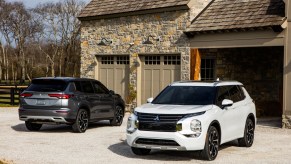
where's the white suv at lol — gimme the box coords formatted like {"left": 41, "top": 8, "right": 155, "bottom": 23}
{"left": 126, "top": 81, "right": 256, "bottom": 160}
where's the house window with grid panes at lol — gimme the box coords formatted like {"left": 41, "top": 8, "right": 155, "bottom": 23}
{"left": 201, "top": 58, "right": 215, "bottom": 81}
{"left": 101, "top": 56, "right": 114, "bottom": 64}
{"left": 145, "top": 56, "right": 160, "bottom": 65}
{"left": 117, "top": 56, "right": 129, "bottom": 65}
{"left": 164, "top": 56, "right": 181, "bottom": 65}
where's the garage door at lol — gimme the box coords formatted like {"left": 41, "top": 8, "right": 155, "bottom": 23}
{"left": 141, "top": 55, "right": 181, "bottom": 104}
{"left": 98, "top": 56, "right": 129, "bottom": 100}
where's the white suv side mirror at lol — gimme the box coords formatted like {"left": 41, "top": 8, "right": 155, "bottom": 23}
{"left": 147, "top": 97, "right": 154, "bottom": 103}
{"left": 222, "top": 99, "right": 233, "bottom": 108}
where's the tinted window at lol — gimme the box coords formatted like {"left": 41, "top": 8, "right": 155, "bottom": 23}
{"left": 67, "top": 82, "right": 76, "bottom": 92}
{"left": 152, "top": 86, "right": 216, "bottom": 105}
{"left": 216, "top": 86, "right": 230, "bottom": 106}
{"left": 26, "top": 79, "right": 68, "bottom": 92}
{"left": 228, "top": 85, "right": 243, "bottom": 103}
{"left": 74, "top": 81, "right": 82, "bottom": 92}
{"left": 81, "top": 81, "right": 94, "bottom": 93}
{"left": 238, "top": 86, "right": 246, "bottom": 100}
{"left": 216, "top": 85, "right": 245, "bottom": 106}
{"left": 92, "top": 81, "right": 108, "bottom": 94}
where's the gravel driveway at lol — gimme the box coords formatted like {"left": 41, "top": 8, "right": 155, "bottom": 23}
{"left": 1, "top": 108, "right": 291, "bottom": 164}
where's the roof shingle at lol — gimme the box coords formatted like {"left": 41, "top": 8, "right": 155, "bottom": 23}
{"left": 79, "top": 0, "right": 190, "bottom": 19}
{"left": 185, "top": 0, "right": 286, "bottom": 33}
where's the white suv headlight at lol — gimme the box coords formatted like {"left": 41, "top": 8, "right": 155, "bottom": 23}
{"left": 190, "top": 119, "right": 202, "bottom": 136}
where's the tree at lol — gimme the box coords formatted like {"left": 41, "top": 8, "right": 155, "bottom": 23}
{"left": 0, "top": 0, "right": 41, "bottom": 82}
{"left": 0, "top": 0, "right": 85, "bottom": 83}
{"left": 33, "top": 0, "right": 84, "bottom": 77}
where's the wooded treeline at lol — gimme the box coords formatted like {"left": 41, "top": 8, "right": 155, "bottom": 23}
{"left": 0, "top": 0, "right": 85, "bottom": 83}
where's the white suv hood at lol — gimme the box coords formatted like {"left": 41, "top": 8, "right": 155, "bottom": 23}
{"left": 134, "top": 103, "right": 213, "bottom": 114}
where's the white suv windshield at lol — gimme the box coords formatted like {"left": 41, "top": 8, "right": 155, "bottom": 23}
{"left": 152, "top": 86, "right": 216, "bottom": 105}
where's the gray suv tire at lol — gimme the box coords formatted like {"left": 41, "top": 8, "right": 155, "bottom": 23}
{"left": 72, "top": 109, "right": 89, "bottom": 133}
{"left": 110, "top": 105, "right": 124, "bottom": 126}
{"left": 25, "top": 121, "right": 42, "bottom": 131}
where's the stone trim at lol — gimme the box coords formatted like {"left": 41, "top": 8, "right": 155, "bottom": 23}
{"left": 282, "top": 115, "right": 291, "bottom": 128}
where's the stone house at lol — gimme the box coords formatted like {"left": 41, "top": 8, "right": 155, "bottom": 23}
{"left": 184, "top": 0, "right": 290, "bottom": 128}
{"left": 78, "top": 0, "right": 291, "bottom": 128}
{"left": 78, "top": 0, "right": 211, "bottom": 105}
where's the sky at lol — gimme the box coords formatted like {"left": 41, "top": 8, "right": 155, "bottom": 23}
{"left": 6, "top": 0, "right": 91, "bottom": 8}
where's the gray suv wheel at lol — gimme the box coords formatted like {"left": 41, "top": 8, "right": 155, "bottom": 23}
{"left": 72, "top": 109, "right": 89, "bottom": 133}
{"left": 110, "top": 105, "right": 124, "bottom": 126}
{"left": 25, "top": 121, "right": 42, "bottom": 131}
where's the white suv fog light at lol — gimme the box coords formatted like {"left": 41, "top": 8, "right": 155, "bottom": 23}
{"left": 127, "top": 117, "right": 138, "bottom": 134}
{"left": 184, "top": 133, "right": 201, "bottom": 138}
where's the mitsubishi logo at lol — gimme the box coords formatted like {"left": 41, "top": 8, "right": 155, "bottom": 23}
{"left": 153, "top": 115, "right": 160, "bottom": 122}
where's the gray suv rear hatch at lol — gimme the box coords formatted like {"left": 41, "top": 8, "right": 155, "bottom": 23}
{"left": 20, "top": 79, "right": 70, "bottom": 110}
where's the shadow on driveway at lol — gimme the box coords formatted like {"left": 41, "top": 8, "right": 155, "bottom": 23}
{"left": 11, "top": 120, "right": 111, "bottom": 133}
{"left": 108, "top": 140, "right": 197, "bottom": 161}
{"left": 108, "top": 139, "right": 239, "bottom": 161}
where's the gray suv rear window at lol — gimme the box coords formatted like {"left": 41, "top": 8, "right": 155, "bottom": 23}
{"left": 26, "top": 79, "right": 68, "bottom": 92}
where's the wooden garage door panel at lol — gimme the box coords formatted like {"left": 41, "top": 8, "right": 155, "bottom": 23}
{"left": 99, "top": 68, "right": 109, "bottom": 85}
{"left": 115, "top": 68, "right": 129, "bottom": 99}
{"left": 98, "top": 56, "right": 129, "bottom": 100}
{"left": 152, "top": 69, "right": 161, "bottom": 99}
{"left": 141, "top": 55, "right": 181, "bottom": 104}
{"left": 143, "top": 69, "right": 160, "bottom": 102}
{"left": 103, "top": 68, "right": 114, "bottom": 90}
{"left": 163, "top": 69, "right": 173, "bottom": 88}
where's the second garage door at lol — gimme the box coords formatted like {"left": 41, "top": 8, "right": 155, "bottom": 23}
{"left": 141, "top": 55, "right": 181, "bottom": 104}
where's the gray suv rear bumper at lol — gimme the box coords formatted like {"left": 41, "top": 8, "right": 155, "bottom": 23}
{"left": 19, "top": 107, "right": 77, "bottom": 124}
{"left": 19, "top": 115, "right": 70, "bottom": 124}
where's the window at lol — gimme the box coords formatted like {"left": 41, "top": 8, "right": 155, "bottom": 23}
{"left": 227, "top": 85, "right": 243, "bottom": 103}
{"left": 26, "top": 79, "right": 68, "bottom": 92}
{"left": 164, "top": 56, "right": 181, "bottom": 65}
{"left": 216, "top": 85, "right": 245, "bottom": 106}
{"left": 81, "top": 81, "right": 94, "bottom": 93}
{"left": 201, "top": 58, "right": 215, "bottom": 81}
{"left": 231, "top": 85, "right": 245, "bottom": 102}
{"left": 92, "top": 81, "right": 108, "bottom": 94}
{"left": 216, "top": 86, "right": 230, "bottom": 106}
{"left": 152, "top": 86, "right": 216, "bottom": 105}
{"left": 145, "top": 56, "right": 160, "bottom": 65}
{"left": 117, "top": 56, "right": 129, "bottom": 65}
{"left": 74, "top": 81, "right": 82, "bottom": 92}
{"left": 101, "top": 56, "right": 114, "bottom": 64}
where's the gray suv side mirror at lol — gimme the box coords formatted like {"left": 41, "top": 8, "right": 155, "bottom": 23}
{"left": 109, "top": 90, "right": 115, "bottom": 95}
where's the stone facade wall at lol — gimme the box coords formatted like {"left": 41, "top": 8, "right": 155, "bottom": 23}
{"left": 80, "top": 10, "right": 192, "bottom": 82}
{"left": 200, "top": 47, "right": 284, "bottom": 117}
{"left": 80, "top": 0, "right": 211, "bottom": 81}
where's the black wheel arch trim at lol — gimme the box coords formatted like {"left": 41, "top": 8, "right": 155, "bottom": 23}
{"left": 208, "top": 120, "right": 222, "bottom": 145}
{"left": 247, "top": 113, "right": 256, "bottom": 129}
{"left": 78, "top": 105, "right": 91, "bottom": 119}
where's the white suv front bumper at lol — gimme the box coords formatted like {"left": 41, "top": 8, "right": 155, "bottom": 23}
{"left": 127, "top": 130, "right": 206, "bottom": 151}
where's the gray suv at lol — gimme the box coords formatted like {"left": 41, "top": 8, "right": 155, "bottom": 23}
{"left": 18, "top": 77, "right": 125, "bottom": 133}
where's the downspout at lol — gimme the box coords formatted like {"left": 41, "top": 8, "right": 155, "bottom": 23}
{"left": 282, "top": 0, "right": 291, "bottom": 128}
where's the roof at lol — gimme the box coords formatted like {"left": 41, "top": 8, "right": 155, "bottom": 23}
{"left": 33, "top": 77, "right": 95, "bottom": 82}
{"left": 171, "top": 81, "right": 243, "bottom": 86}
{"left": 78, "top": 0, "right": 191, "bottom": 20}
{"left": 185, "top": 0, "right": 286, "bottom": 34}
